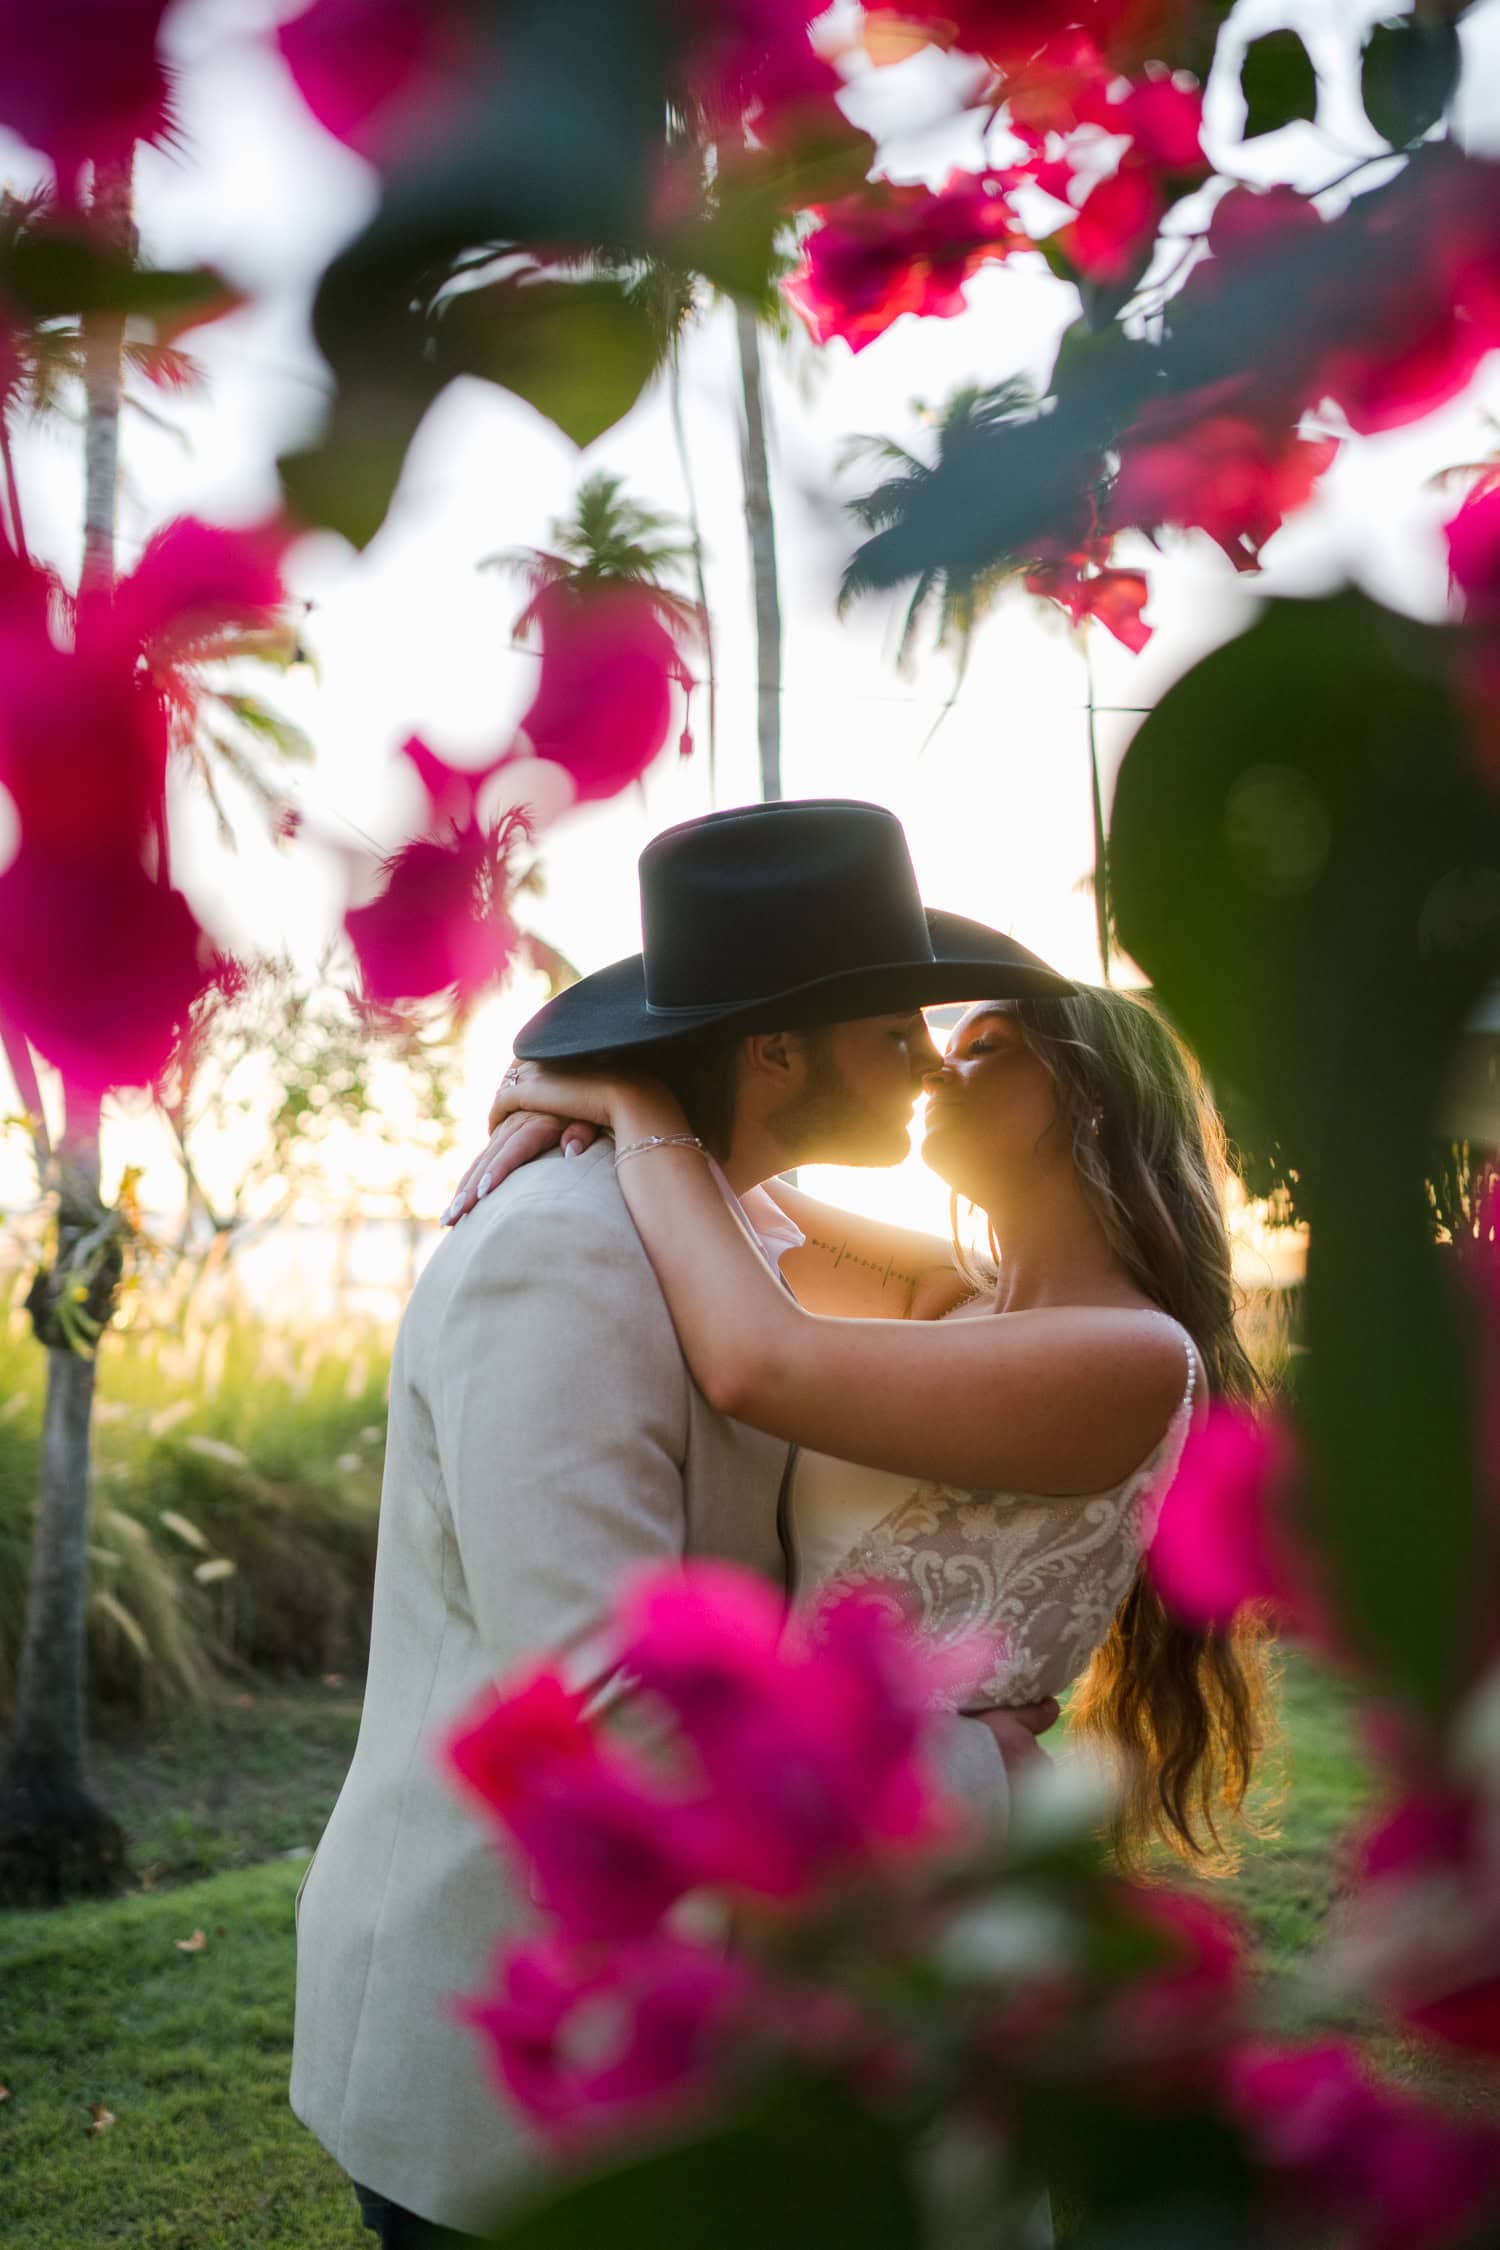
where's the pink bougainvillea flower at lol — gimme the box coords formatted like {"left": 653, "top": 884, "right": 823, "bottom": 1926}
{"left": 0, "top": 551, "right": 216, "bottom": 1091}
{"left": 0, "top": 0, "right": 173, "bottom": 191}
{"left": 785, "top": 169, "right": 1024, "bottom": 351}
{"left": 614, "top": 1565, "right": 972, "bottom": 1900}
{"left": 112, "top": 516, "right": 291, "bottom": 657}
{"left": 1146, "top": 1404, "right": 1319, "bottom": 1631}
{"left": 517, "top": 583, "right": 689, "bottom": 805}
{"left": 345, "top": 821, "right": 521, "bottom": 1010}
{"left": 1091, "top": 1885, "right": 1245, "bottom": 2094}
{"left": 1344, "top": 1780, "right": 1500, "bottom": 2058}
{"left": 0, "top": 847, "right": 210, "bottom": 1094}
{"left": 1445, "top": 498, "right": 1500, "bottom": 786}
{"left": 1024, "top": 551, "right": 1152, "bottom": 651}
{"left": 342, "top": 732, "right": 530, "bottom": 1009}
{"left": 1110, "top": 393, "right": 1338, "bottom": 570}
{"left": 865, "top": 0, "right": 1182, "bottom": 72}
{"left": 1099, "top": 74, "right": 1205, "bottom": 172}
{"left": 459, "top": 1931, "right": 752, "bottom": 2143}
{"left": 447, "top": 1667, "right": 706, "bottom": 1941}
{"left": 687, "top": 0, "right": 841, "bottom": 141}
{"left": 275, "top": 0, "right": 481, "bottom": 162}
{"left": 1230, "top": 2036, "right": 1500, "bottom": 2250}
{"left": 1447, "top": 486, "right": 1500, "bottom": 616}
{"left": 1058, "top": 157, "right": 1164, "bottom": 283}
{"left": 1323, "top": 308, "right": 1491, "bottom": 439}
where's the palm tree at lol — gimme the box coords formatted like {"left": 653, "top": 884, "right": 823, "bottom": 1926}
{"left": 735, "top": 302, "right": 784, "bottom": 801}
{"left": 840, "top": 379, "right": 1117, "bottom": 979}
{"left": 484, "top": 468, "right": 701, "bottom": 640}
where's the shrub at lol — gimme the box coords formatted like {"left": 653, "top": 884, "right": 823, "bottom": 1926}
{"left": 0, "top": 1308, "right": 389, "bottom": 1730}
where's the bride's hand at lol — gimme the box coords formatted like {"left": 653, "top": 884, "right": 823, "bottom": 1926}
{"left": 443, "top": 1062, "right": 667, "bottom": 1226}
{"left": 441, "top": 1108, "right": 597, "bottom": 1226}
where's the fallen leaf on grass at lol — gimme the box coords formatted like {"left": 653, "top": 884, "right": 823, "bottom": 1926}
{"left": 214, "top": 1925, "right": 227, "bottom": 1938}
{"left": 175, "top": 1929, "right": 207, "bottom": 1954}
{"left": 0, "top": 2083, "right": 11, "bottom": 2100}
{"left": 86, "top": 2105, "right": 116, "bottom": 2136}
{"left": 234, "top": 1693, "right": 255, "bottom": 1710}
{"left": 320, "top": 1672, "right": 344, "bottom": 1689}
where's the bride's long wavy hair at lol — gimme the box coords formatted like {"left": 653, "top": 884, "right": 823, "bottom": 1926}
{"left": 951, "top": 983, "right": 1275, "bottom": 1875}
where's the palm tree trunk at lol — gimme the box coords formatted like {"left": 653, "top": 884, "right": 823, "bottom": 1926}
{"left": 668, "top": 342, "right": 719, "bottom": 806}
{"left": 734, "top": 302, "right": 782, "bottom": 803}
{"left": 1084, "top": 639, "right": 1112, "bottom": 982}
{"left": 0, "top": 154, "right": 135, "bottom": 1906}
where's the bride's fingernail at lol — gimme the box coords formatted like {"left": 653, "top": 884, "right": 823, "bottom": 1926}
{"left": 440, "top": 1200, "right": 457, "bottom": 1225}
{"left": 563, "top": 1141, "right": 580, "bottom": 1158}
{"left": 476, "top": 1170, "right": 495, "bottom": 1199}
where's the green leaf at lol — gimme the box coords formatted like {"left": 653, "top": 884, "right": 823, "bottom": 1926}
{"left": 440, "top": 274, "right": 661, "bottom": 450}
{"left": 1239, "top": 29, "right": 1319, "bottom": 138}
{"left": 484, "top": 2074, "right": 920, "bottom": 2250}
{"left": 1361, "top": 15, "right": 1461, "bottom": 147}
{"left": 0, "top": 224, "right": 233, "bottom": 333}
{"left": 1109, "top": 591, "right": 1500, "bottom": 1718}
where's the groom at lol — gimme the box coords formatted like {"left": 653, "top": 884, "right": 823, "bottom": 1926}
{"left": 291, "top": 799, "right": 1074, "bottom": 2247}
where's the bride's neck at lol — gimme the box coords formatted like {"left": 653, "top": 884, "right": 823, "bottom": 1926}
{"left": 975, "top": 1173, "right": 1132, "bottom": 1314}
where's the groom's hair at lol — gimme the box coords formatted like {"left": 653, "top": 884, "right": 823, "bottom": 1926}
{"left": 641, "top": 1025, "right": 747, "bottom": 1159}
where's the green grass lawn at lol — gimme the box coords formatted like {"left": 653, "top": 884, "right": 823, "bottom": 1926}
{"left": 0, "top": 1656, "right": 1452, "bottom": 2248}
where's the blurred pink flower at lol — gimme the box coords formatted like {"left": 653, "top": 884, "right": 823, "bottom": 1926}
{"left": 518, "top": 583, "right": 690, "bottom": 805}
{"left": 345, "top": 827, "right": 520, "bottom": 1010}
{"left": 1024, "top": 550, "right": 1152, "bottom": 651}
{"left": 614, "top": 1565, "right": 971, "bottom": 1901}
{"left": 343, "top": 741, "right": 524, "bottom": 1009}
{"left": 446, "top": 1668, "right": 704, "bottom": 1941}
{"left": 1231, "top": 2036, "right": 1500, "bottom": 2250}
{"left": 1348, "top": 1780, "right": 1500, "bottom": 2058}
{"left": 1092, "top": 1885, "right": 1245, "bottom": 2094}
{"left": 0, "top": 0, "right": 173, "bottom": 191}
{"left": 274, "top": 0, "right": 481, "bottom": 162}
{"left": 785, "top": 170, "right": 1024, "bottom": 352}
{"left": 0, "top": 545, "right": 217, "bottom": 1092}
{"left": 113, "top": 516, "right": 290, "bottom": 658}
{"left": 459, "top": 1931, "right": 752, "bottom": 2143}
{"left": 1147, "top": 1404, "right": 1321, "bottom": 1633}
{"left": 1447, "top": 487, "right": 1500, "bottom": 616}
{"left": 1110, "top": 394, "right": 1338, "bottom": 571}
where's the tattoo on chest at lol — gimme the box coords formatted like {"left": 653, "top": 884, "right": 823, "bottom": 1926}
{"left": 807, "top": 1234, "right": 918, "bottom": 1289}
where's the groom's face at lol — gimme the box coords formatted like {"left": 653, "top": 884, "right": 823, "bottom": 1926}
{"left": 769, "top": 1010, "right": 940, "bottom": 1168}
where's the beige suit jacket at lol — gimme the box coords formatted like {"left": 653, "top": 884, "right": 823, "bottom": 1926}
{"left": 289, "top": 1141, "right": 791, "bottom": 2231}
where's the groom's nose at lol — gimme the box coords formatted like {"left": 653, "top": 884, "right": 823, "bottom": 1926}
{"left": 907, "top": 1018, "right": 942, "bottom": 1079}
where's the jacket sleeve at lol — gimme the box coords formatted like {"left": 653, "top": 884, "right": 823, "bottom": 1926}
{"left": 431, "top": 1190, "right": 691, "bottom": 1689}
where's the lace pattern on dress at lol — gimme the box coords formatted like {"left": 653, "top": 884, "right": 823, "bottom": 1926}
{"left": 820, "top": 1328, "right": 1198, "bottom": 1708}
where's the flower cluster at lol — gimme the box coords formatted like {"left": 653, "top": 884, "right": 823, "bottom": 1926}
{"left": 448, "top": 1561, "right": 1500, "bottom": 2244}
{"left": 0, "top": 520, "right": 292, "bottom": 1094}
{"left": 342, "top": 581, "right": 691, "bottom": 1010}
{"left": 786, "top": 169, "right": 1026, "bottom": 352}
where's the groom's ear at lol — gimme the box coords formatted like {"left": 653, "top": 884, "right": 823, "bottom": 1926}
{"left": 741, "top": 1028, "right": 802, "bottom": 1092}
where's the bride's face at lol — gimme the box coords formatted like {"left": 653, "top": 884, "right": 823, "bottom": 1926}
{"left": 919, "top": 1003, "right": 1068, "bottom": 1191}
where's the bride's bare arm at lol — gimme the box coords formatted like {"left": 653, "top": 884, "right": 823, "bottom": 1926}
{"left": 757, "top": 1180, "right": 965, "bottom": 1319}
{"left": 489, "top": 1071, "right": 1191, "bottom": 1495}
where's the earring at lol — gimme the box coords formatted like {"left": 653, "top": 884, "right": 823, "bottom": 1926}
{"left": 1089, "top": 1110, "right": 1102, "bottom": 1133}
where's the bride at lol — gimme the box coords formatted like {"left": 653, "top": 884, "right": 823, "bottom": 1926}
{"left": 458, "top": 984, "right": 1269, "bottom": 1870}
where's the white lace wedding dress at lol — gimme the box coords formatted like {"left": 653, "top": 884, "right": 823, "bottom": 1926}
{"left": 789, "top": 1312, "right": 1198, "bottom": 1708}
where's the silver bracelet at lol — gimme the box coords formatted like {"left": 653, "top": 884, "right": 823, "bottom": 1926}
{"left": 613, "top": 1133, "right": 708, "bottom": 1167}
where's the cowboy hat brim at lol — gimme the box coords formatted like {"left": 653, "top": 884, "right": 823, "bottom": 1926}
{"left": 514, "top": 910, "right": 1077, "bottom": 1061}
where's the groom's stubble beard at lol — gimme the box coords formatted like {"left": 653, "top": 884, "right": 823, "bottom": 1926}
{"left": 767, "top": 1030, "right": 914, "bottom": 1169}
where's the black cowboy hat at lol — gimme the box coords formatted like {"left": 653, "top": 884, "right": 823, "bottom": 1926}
{"left": 515, "top": 798, "right": 1075, "bottom": 1062}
